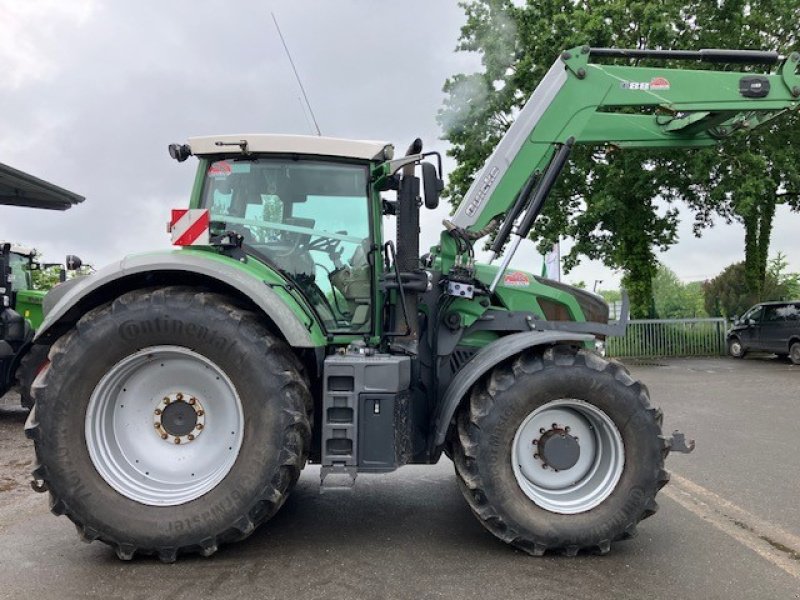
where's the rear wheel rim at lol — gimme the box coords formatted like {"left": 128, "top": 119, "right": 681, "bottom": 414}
{"left": 791, "top": 344, "right": 800, "bottom": 363}
{"left": 511, "top": 399, "right": 624, "bottom": 514}
{"left": 85, "top": 345, "right": 244, "bottom": 506}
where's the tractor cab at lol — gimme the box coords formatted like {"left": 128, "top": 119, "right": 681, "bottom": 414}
{"left": 2, "top": 243, "right": 36, "bottom": 300}
{"left": 181, "top": 134, "right": 395, "bottom": 335}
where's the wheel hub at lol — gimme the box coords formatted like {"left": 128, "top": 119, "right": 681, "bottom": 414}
{"left": 154, "top": 393, "right": 205, "bottom": 444}
{"left": 537, "top": 427, "right": 580, "bottom": 471}
{"left": 512, "top": 399, "right": 625, "bottom": 514}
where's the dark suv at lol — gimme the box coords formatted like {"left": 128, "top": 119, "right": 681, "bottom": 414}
{"left": 727, "top": 301, "right": 800, "bottom": 364}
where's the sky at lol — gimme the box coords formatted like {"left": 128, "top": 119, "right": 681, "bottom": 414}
{"left": 1, "top": 0, "right": 798, "bottom": 291}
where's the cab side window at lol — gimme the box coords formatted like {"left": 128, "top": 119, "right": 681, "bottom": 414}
{"left": 763, "top": 306, "right": 785, "bottom": 322}
{"left": 777, "top": 303, "right": 800, "bottom": 321}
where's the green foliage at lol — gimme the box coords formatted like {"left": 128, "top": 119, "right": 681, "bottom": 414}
{"left": 30, "top": 266, "right": 63, "bottom": 291}
{"left": 703, "top": 262, "right": 755, "bottom": 317}
{"left": 652, "top": 264, "right": 707, "bottom": 318}
{"left": 439, "top": 0, "right": 800, "bottom": 318}
{"left": 597, "top": 288, "right": 621, "bottom": 304}
{"left": 702, "top": 253, "right": 798, "bottom": 317}
{"left": 765, "top": 251, "right": 800, "bottom": 300}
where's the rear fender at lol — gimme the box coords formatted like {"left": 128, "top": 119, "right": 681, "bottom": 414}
{"left": 35, "top": 251, "right": 325, "bottom": 348}
{"left": 431, "top": 330, "right": 595, "bottom": 452}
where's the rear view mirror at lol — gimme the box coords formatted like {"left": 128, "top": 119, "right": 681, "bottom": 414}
{"left": 65, "top": 255, "right": 82, "bottom": 271}
{"left": 421, "top": 162, "right": 443, "bottom": 210}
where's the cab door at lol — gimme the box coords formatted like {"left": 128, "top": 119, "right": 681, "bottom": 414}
{"left": 758, "top": 305, "right": 786, "bottom": 353}
{"left": 737, "top": 306, "right": 762, "bottom": 350}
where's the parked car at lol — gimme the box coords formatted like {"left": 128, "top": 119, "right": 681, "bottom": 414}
{"left": 727, "top": 301, "right": 800, "bottom": 364}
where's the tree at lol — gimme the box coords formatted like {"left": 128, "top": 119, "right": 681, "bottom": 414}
{"left": 764, "top": 251, "right": 800, "bottom": 300}
{"left": 703, "top": 262, "right": 753, "bottom": 318}
{"left": 652, "top": 264, "right": 706, "bottom": 319}
{"left": 671, "top": 1, "right": 800, "bottom": 299}
{"left": 702, "top": 253, "right": 798, "bottom": 318}
{"left": 439, "top": 0, "right": 800, "bottom": 317}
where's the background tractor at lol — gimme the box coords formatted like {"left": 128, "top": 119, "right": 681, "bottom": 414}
{"left": 26, "top": 46, "right": 799, "bottom": 561}
{"left": 0, "top": 161, "right": 84, "bottom": 408}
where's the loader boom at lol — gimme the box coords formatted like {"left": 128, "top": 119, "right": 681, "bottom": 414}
{"left": 451, "top": 45, "right": 800, "bottom": 233}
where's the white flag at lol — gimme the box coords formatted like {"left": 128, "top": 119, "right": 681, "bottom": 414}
{"left": 543, "top": 242, "right": 561, "bottom": 282}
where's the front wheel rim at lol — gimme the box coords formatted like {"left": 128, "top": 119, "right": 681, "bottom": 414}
{"left": 85, "top": 346, "right": 244, "bottom": 506}
{"left": 511, "top": 399, "right": 625, "bottom": 514}
{"left": 730, "top": 341, "right": 742, "bottom": 356}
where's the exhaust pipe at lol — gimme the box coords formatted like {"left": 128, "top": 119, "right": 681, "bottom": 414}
{"left": 392, "top": 139, "right": 423, "bottom": 354}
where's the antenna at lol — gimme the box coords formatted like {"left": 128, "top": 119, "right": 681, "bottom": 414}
{"left": 271, "top": 12, "right": 322, "bottom": 136}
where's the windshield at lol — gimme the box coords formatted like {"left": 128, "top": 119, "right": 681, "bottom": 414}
{"left": 199, "top": 158, "right": 373, "bottom": 333}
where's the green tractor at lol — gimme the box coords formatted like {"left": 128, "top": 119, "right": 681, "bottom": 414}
{"left": 1, "top": 162, "right": 84, "bottom": 408}
{"left": 27, "top": 46, "right": 799, "bottom": 561}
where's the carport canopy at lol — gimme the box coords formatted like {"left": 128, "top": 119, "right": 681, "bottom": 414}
{"left": 0, "top": 162, "right": 84, "bottom": 210}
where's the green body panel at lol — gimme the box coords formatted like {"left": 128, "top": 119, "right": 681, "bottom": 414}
{"left": 467, "top": 46, "right": 800, "bottom": 231}
{"left": 152, "top": 246, "right": 328, "bottom": 347}
{"left": 15, "top": 289, "right": 45, "bottom": 329}
{"left": 473, "top": 263, "right": 584, "bottom": 321}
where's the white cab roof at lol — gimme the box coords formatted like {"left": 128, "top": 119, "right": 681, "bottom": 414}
{"left": 0, "top": 242, "right": 36, "bottom": 257}
{"left": 188, "top": 134, "right": 393, "bottom": 161}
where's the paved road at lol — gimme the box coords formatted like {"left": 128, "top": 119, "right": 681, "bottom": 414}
{"left": 0, "top": 356, "right": 798, "bottom": 600}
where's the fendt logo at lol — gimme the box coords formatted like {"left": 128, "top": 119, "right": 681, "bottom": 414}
{"left": 621, "top": 77, "right": 671, "bottom": 91}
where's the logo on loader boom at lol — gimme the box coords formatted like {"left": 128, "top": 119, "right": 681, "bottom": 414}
{"left": 168, "top": 209, "right": 210, "bottom": 246}
{"left": 621, "top": 77, "right": 671, "bottom": 91}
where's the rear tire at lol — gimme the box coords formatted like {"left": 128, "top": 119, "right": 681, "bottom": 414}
{"left": 728, "top": 337, "right": 746, "bottom": 359}
{"left": 27, "top": 287, "right": 312, "bottom": 561}
{"left": 16, "top": 344, "right": 50, "bottom": 410}
{"left": 790, "top": 341, "right": 800, "bottom": 365}
{"left": 451, "top": 346, "right": 669, "bottom": 556}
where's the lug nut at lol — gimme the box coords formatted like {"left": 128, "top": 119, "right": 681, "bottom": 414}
{"left": 154, "top": 408, "right": 162, "bottom": 416}
{"left": 164, "top": 398, "right": 171, "bottom": 405}
{"left": 539, "top": 428, "right": 546, "bottom": 434}
{"left": 534, "top": 453, "right": 539, "bottom": 459}
{"left": 174, "top": 438, "right": 181, "bottom": 445}
{"left": 197, "top": 410, "right": 204, "bottom": 417}
{"left": 153, "top": 423, "right": 160, "bottom": 429}
{"left": 176, "top": 393, "right": 183, "bottom": 401}
{"left": 196, "top": 424, "right": 204, "bottom": 430}
{"left": 189, "top": 397, "right": 196, "bottom": 405}
{"left": 161, "top": 433, "right": 168, "bottom": 440}
{"left": 188, "top": 434, "right": 195, "bottom": 441}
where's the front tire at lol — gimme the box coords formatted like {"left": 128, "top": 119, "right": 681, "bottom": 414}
{"left": 27, "top": 287, "right": 311, "bottom": 561}
{"left": 728, "top": 337, "right": 746, "bottom": 359}
{"left": 451, "top": 346, "right": 669, "bottom": 556}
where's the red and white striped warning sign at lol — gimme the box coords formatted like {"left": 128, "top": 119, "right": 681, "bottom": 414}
{"left": 169, "top": 209, "right": 210, "bottom": 246}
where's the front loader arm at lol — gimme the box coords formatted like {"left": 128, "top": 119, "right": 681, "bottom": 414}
{"left": 452, "top": 45, "right": 800, "bottom": 232}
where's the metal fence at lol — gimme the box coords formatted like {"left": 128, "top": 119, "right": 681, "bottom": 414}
{"left": 606, "top": 318, "right": 728, "bottom": 358}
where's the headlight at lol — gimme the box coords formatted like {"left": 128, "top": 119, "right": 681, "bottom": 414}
{"left": 594, "top": 339, "right": 606, "bottom": 357}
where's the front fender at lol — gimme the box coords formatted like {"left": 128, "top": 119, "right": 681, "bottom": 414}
{"left": 432, "top": 330, "right": 595, "bottom": 450}
{"left": 35, "top": 250, "right": 324, "bottom": 348}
